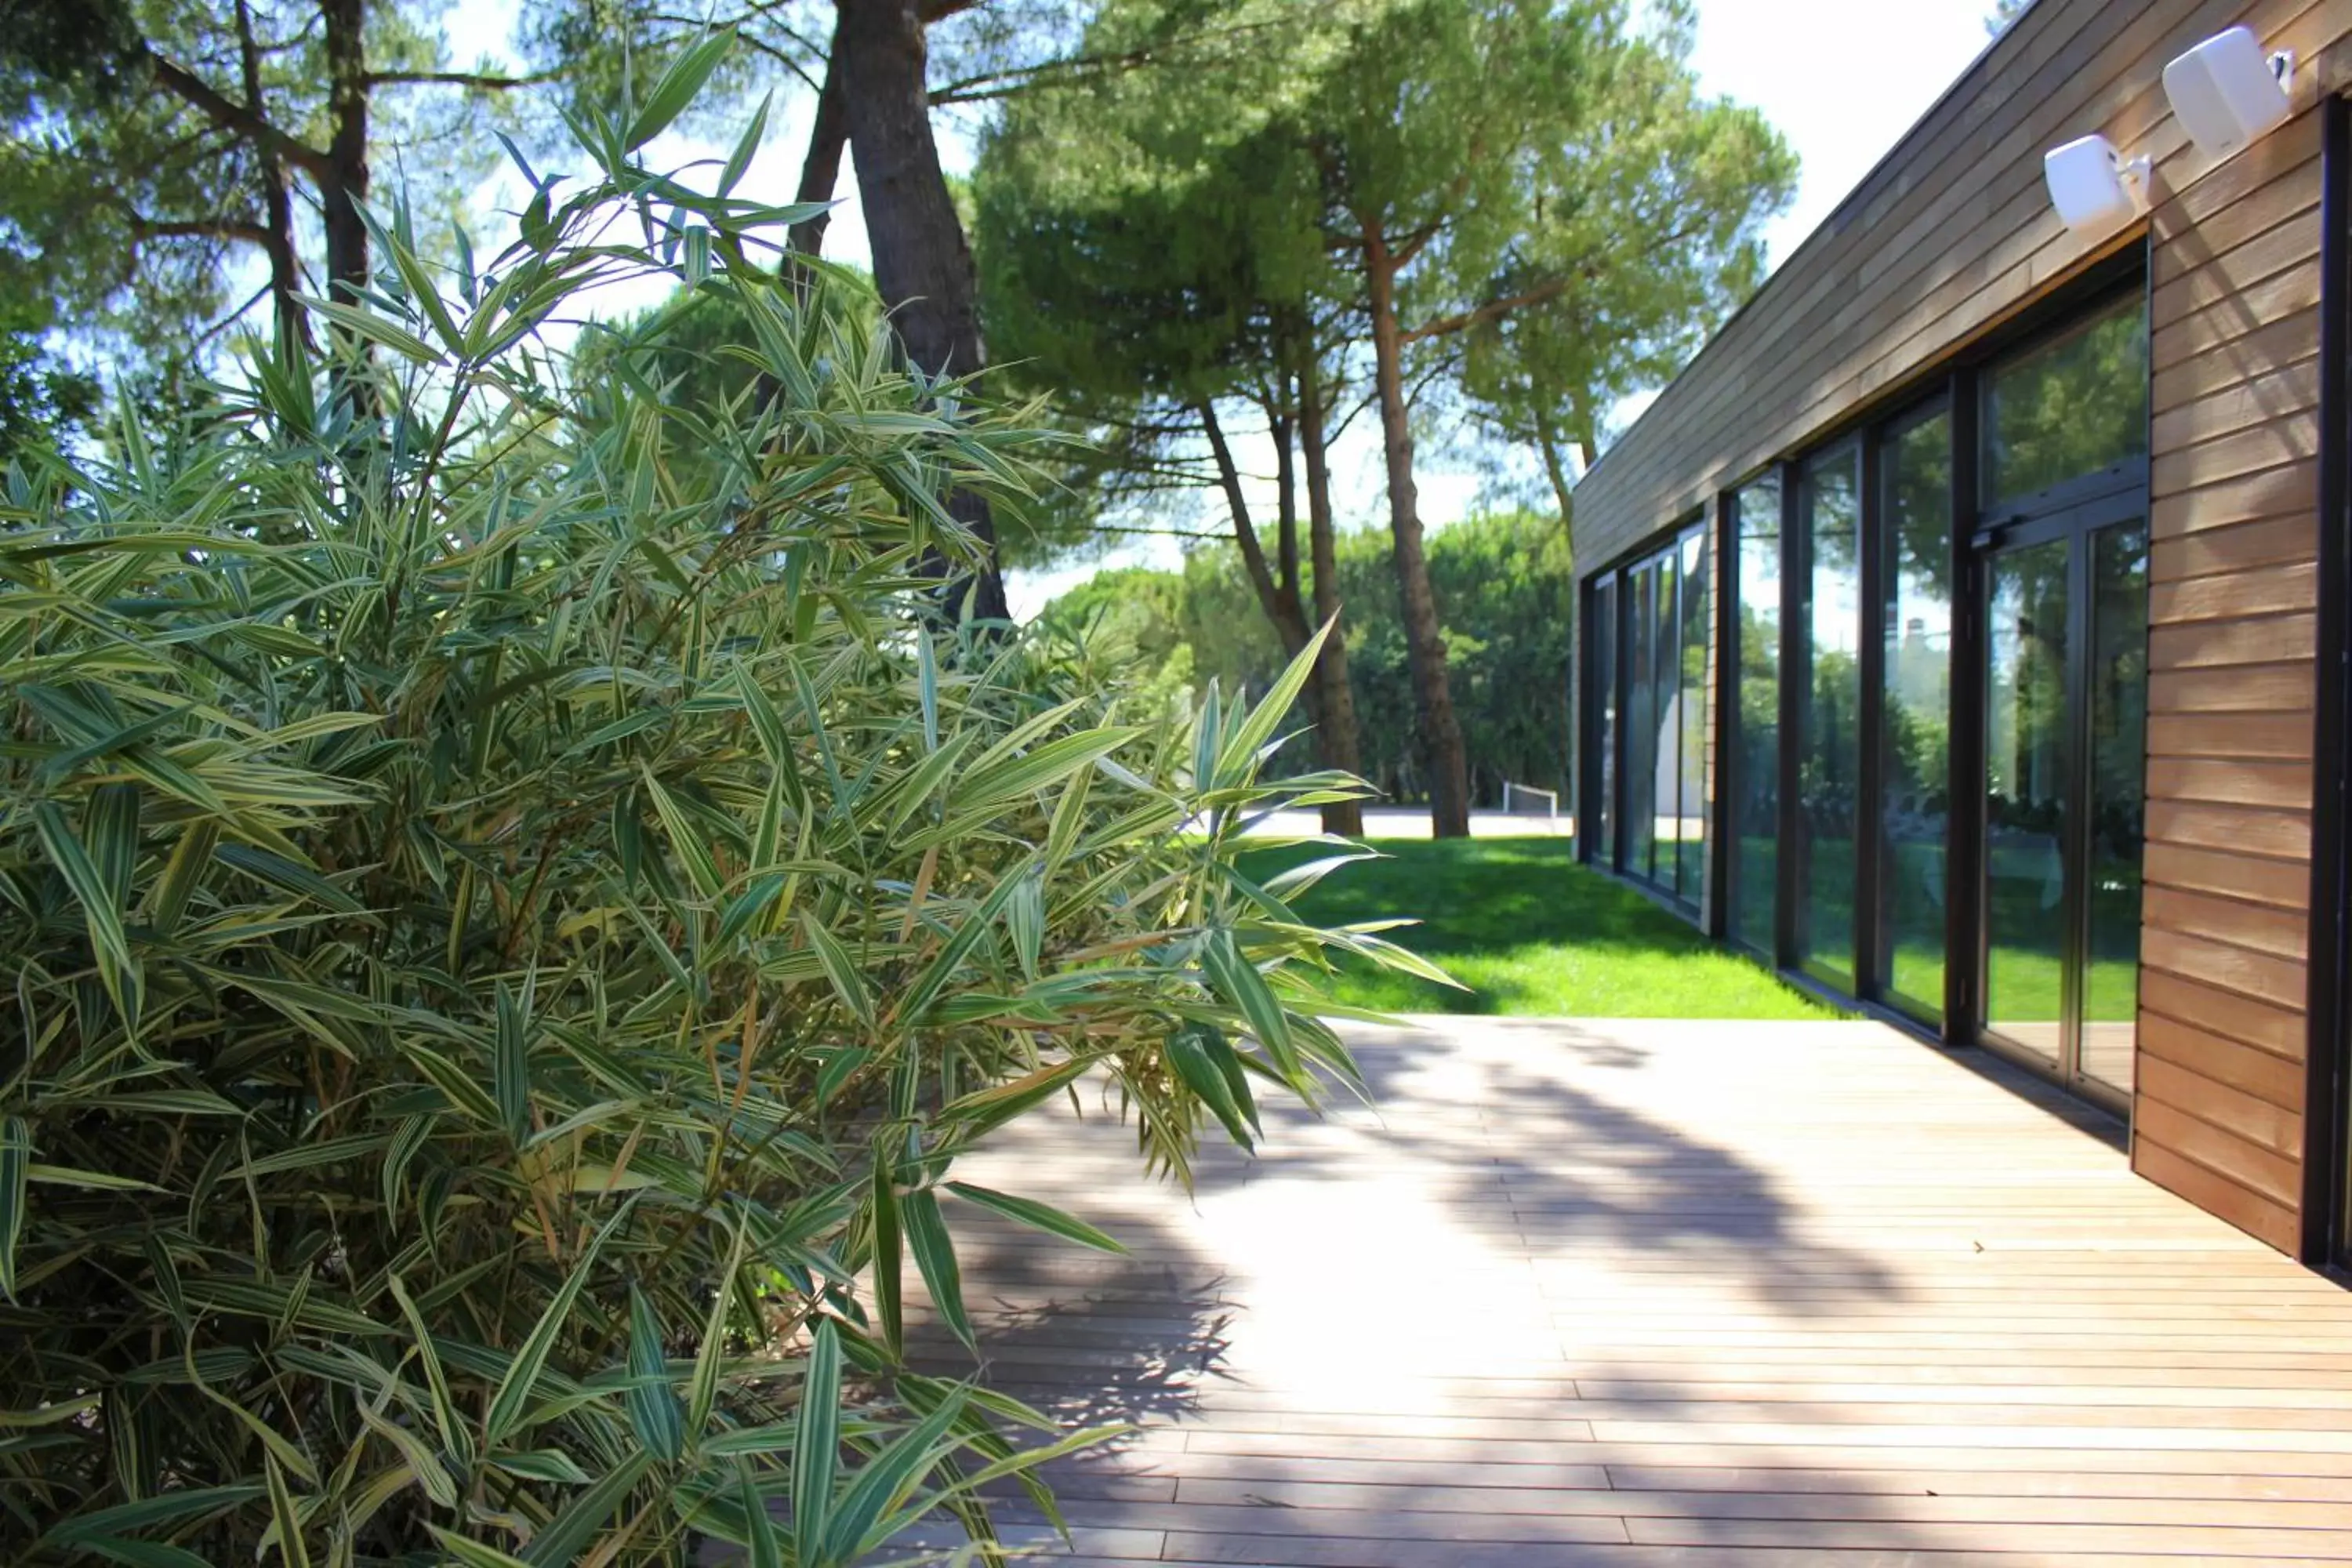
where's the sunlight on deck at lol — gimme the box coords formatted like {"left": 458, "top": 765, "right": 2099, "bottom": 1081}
{"left": 902, "top": 1018, "right": 2352, "bottom": 1565}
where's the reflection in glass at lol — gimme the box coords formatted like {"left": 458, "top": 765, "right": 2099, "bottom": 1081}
{"left": 1650, "top": 556, "right": 1680, "bottom": 888}
{"left": 1730, "top": 477, "right": 1781, "bottom": 954}
{"left": 1984, "top": 295, "right": 2149, "bottom": 506}
{"left": 1602, "top": 528, "right": 1709, "bottom": 905}
{"left": 1878, "top": 414, "right": 1952, "bottom": 1020}
{"left": 1984, "top": 539, "right": 2071, "bottom": 1063}
{"left": 1627, "top": 565, "right": 1657, "bottom": 880}
{"left": 1676, "top": 532, "right": 1709, "bottom": 900}
{"left": 2082, "top": 522, "right": 2147, "bottom": 1096}
{"left": 1592, "top": 579, "right": 1616, "bottom": 866}
{"left": 1798, "top": 446, "right": 1861, "bottom": 989}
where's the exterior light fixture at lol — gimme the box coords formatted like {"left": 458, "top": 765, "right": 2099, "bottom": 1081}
{"left": 2164, "top": 27, "right": 2294, "bottom": 161}
{"left": 2042, "top": 134, "right": 2150, "bottom": 238}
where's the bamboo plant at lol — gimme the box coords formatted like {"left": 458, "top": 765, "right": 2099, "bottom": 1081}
{"left": 0, "top": 39, "right": 1443, "bottom": 1566}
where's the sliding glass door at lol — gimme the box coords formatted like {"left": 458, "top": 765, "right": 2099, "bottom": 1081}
{"left": 1590, "top": 282, "right": 2147, "bottom": 1120}
{"left": 1978, "top": 509, "right": 2146, "bottom": 1102}
{"left": 1584, "top": 518, "right": 1709, "bottom": 911}
{"left": 1728, "top": 477, "right": 1782, "bottom": 955}
{"left": 1878, "top": 410, "right": 1955, "bottom": 1023}
{"left": 1795, "top": 445, "right": 1862, "bottom": 990}
{"left": 1972, "top": 293, "right": 2150, "bottom": 1106}
{"left": 1984, "top": 533, "right": 2073, "bottom": 1066}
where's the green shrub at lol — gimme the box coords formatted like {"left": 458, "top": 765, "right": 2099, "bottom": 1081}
{"left": 0, "top": 67, "right": 1434, "bottom": 1566}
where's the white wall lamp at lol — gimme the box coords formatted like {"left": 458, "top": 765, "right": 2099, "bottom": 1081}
{"left": 2043, "top": 134, "right": 2151, "bottom": 239}
{"left": 2164, "top": 27, "right": 2295, "bottom": 162}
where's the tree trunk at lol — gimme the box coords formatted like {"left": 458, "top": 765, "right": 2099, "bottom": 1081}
{"left": 789, "top": 28, "right": 848, "bottom": 259}
{"left": 234, "top": 0, "right": 307, "bottom": 355}
{"left": 1298, "top": 353, "right": 1365, "bottom": 838}
{"left": 1199, "top": 401, "right": 1310, "bottom": 657}
{"left": 835, "top": 0, "right": 1010, "bottom": 622}
{"left": 1262, "top": 393, "right": 1327, "bottom": 735}
{"left": 1362, "top": 221, "right": 1470, "bottom": 838}
{"left": 318, "top": 0, "right": 369, "bottom": 308}
{"left": 1537, "top": 419, "right": 1575, "bottom": 547}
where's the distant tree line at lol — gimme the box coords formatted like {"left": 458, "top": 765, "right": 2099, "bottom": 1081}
{"left": 1047, "top": 510, "right": 1574, "bottom": 810}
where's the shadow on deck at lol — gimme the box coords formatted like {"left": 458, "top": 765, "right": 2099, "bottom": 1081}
{"left": 895, "top": 1017, "right": 2352, "bottom": 1565}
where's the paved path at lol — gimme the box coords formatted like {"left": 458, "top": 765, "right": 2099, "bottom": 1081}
{"left": 1237, "top": 808, "right": 1573, "bottom": 839}
{"left": 906, "top": 1017, "right": 2352, "bottom": 1565}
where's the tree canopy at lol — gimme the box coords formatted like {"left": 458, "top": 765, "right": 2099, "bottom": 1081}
{"left": 977, "top": 0, "right": 1793, "bottom": 833}
{"left": 0, "top": 0, "right": 531, "bottom": 375}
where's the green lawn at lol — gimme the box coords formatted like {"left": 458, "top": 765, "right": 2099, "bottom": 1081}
{"left": 1254, "top": 837, "right": 1842, "bottom": 1019}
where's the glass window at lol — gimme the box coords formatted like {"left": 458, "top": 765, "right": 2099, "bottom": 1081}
{"left": 1595, "top": 521, "right": 1710, "bottom": 906}
{"left": 1983, "top": 293, "right": 2150, "bottom": 506}
{"left": 1650, "top": 557, "right": 1680, "bottom": 887}
{"left": 1626, "top": 563, "right": 1657, "bottom": 881}
{"left": 1797, "top": 445, "right": 1861, "bottom": 989}
{"left": 2082, "top": 521, "right": 2147, "bottom": 1098}
{"left": 1591, "top": 579, "right": 1616, "bottom": 866}
{"left": 1676, "top": 531, "right": 1709, "bottom": 901}
{"left": 1878, "top": 412, "right": 1953, "bottom": 1021}
{"left": 1984, "top": 538, "right": 2071, "bottom": 1063}
{"left": 1730, "top": 476, "right": 1781, "bottom": 955}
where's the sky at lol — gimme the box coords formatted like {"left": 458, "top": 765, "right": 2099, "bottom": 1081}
{"left": 435, "top": 0, "right": 2008, "bottom": 615}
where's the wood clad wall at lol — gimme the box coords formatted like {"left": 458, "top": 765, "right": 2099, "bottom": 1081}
{"left": 2137, "top": 4, "right": 2343, "bottom": 1254}
{"left": 1572, "top": 0, "right": 2352, "bottom": 1256}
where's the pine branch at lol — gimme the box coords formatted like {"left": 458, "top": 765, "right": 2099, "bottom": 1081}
{"left": 1401, "top": 277, "right": 1572, "bottom": 345}
{"left": 360, "top": 68, "right": 564, "bottom": 89}
{"left": 145, "top": 53, "right": 332, "bottom": 182}
{"left": 131, "top": 216, "right": 274, "bottom": 245}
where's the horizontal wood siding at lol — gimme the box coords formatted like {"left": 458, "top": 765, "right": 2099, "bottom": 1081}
{"left": 1573, "top": 0, "right": 2352, "bottom": 1256}
{"left": 2137, "top": 0, "right": 2337, "bottom": 1255}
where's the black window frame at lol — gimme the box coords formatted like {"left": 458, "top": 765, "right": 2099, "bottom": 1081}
{"left": 1695, "top": 253, "right": 2151, "bottom": 1054}
{"left": 1581, "top": 513, "right": 1710, "bottom": 916}
{"left": 1721, "top": 471, "right": 1784, "bottom": 959}
{"left": 2309, "top": 91, "right": 2352, "bottom": 1272}
{"left": 1873, "top": 396, "right": 1958, "bottom": 1029}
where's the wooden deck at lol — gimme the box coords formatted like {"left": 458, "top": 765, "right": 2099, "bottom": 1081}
{"left": 898, "top": 1017, "right": 2352, "bottom": 1566}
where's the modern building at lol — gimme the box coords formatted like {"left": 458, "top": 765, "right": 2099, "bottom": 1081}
{"left": 1571, "top": 0, "right": 2352, "bottom": 1265}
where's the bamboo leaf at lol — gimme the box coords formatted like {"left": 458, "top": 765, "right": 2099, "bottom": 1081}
{"left": 32, "top": 800, "right": 140, "bottom": 1030}
{"left": 1163, "top": 1022, "right": 1257, "bottom": 1149}
{"left": 932, "top": 1056, "right": 1091, "bottom": 1141}
{"left": 641, "top": 768, "right": 723, "bottom": 900}
{"left": 429, "top": 1530, "right": 533, "bottom": 1568}
{"left": 687, "top": 1218, "right": 748, "bottom": 1439}
{"left": 1218, "top": 621, "right": 1330, "bottom": 784}
{"left": 800, "top": 911, "right": 873, "bottom": 1027}
{"left": 1200, "top": 928, "right": 1300, "bottom": 1080}
{"left": 792, "top": 1317, "right": 840, "bottom": 1566}
{"left": 216, "top": 844, "right": 364, "bottom": 914}
{"left": 953, "top": 728, "right": 1142, "bottom": 815}
{"left": 945, "top": 1181, "right": 1127, "bottom": 1255}
{"left": 719, "top": 91, "right": 772, "bottom": 198}
{"left": 626, "top": 29, "right": 735, "bottom": 151}
{"left": 624, "top": 1284, "right": 684, "bottom": 1462}
{"left": 493, "top": 979, "right": 532, "bottom": 1145}
{"left": 261, "top": 1453, "right": 311, "bottom": 1568}
{"left": 823, "top": 1385, "right": 967, "bottom": 1563}
{"left": 738, "top": 1460, "right": 785, "bottom": 1568}
{"left": 489, "top": 1450, "right": 591, "bottom": 1485}
{"left": 386, "top": 1276, "right": 470, "bottom": 1472}
{"left": 894, "top": 859, "right": 1033, "bottom": 1026}
{"left": 41, "top": 1485, "right": 264, "bottom": 1548}
{"left": 0, "top": 1117, "right": 27, "bottom": 1301}
{"left": 898, "top": 1187, "right": 971, "bottom": 1351}
{"left": 484, "top": 1201, "right": 633, "bottom": 1447}
{"left": 869, "top": 1152, "right": 904, "bottom": 1357}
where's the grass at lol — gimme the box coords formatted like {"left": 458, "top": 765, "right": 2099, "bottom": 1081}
{"left": 1254, "top": 837, "right": 1842, "bottom": 1020}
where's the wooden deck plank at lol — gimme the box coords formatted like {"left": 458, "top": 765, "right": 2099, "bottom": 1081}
{"left": 884, "top": 1018, "right": 2352, "bottom": 1564}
